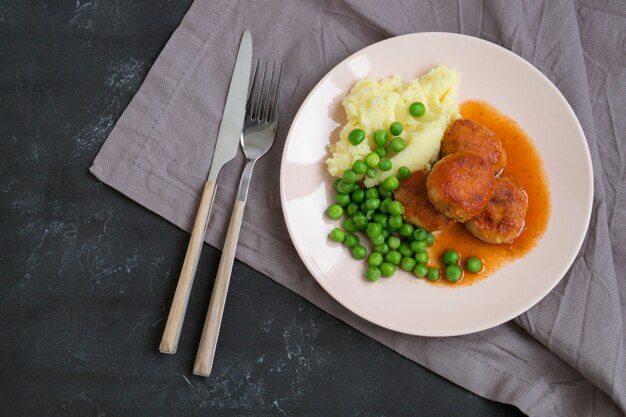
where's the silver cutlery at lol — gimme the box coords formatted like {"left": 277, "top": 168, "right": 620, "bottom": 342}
{"left": 159, "top": 31, "right": 253, "bottom": 354}
{"left": 193, "top": 59, "right": 284, "bottom": 376}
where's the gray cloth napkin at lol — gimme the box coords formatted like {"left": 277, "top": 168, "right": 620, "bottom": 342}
{"left": 90, "top": 1, "right": 626, "bottom": 415}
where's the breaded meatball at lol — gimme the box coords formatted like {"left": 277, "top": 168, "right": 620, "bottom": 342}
{"left": 441, "top": 119, "right": 507, "bottom": 174}
{"left": 465, "top": 177, "right": 528, "bottom": 244}
{"left": 394, "top": 170, "right": 456, "bottom": 231}
{"left": 426, "top": 153, "right": 496, "bottom": 222}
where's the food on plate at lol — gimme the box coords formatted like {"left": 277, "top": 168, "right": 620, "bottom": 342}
{"left": 425, "top": 100, "right": 550, "bottom": 283}
{"left": 426, "top": 153, "right": 496, "bottom": 222}
{"left": 325, "top": 65, "right": 460, "bottom": 185}
{"left": 445, "top": 265, "right": 463, "bottom": 282}
{"left": 324, "top": 67, "right": 549, "bottom": 285}
{"left": 441, "top": 119, "right": 507, "bottom": 174}
{"left": 465, "top": 177, "right": 528, "bottom": 244}
{"left": 442, "top": 249, "right": 460, "bottom": 266}
{"left": 465, "top": 257, "right": 483, "bottom": 273}
{"left": 393, "top": 170, "right": 455, "bottom": 231}
{"left": 323, "top": 97, "right": 478, "bottom": 284}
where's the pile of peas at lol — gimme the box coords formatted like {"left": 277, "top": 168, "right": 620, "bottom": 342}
{"left": 326, "top": 102, "right": 484, "bottom": 283}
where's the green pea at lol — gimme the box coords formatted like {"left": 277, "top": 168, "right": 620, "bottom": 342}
{"left": 366, "top": 266, "right": 381, "bottom": 282}
{"left": 389, "top": 121, "right": 403, "bottom": 136}
{"left": 351, "top": 244, "right": 367, "bottom": 260}
{"left": 380, "top": 198, "right": 393, "bottom": 214}
{"left": 342, "top": 169, "right": 356, "bottom": 184}
{"left": 367, "top": 222, "right": 383, "bottom": 239}
{"left": 365, "top": 152, "right": 380, "bottom": 169}
{"left": 374, "top": 129, "right": 389, "bottom": 146}
{"left": 348, "top": 128, "right": 366, "bottom": 145}
{"left": 409, "top": 101, "right": 426, "bottom": 117}
{"left": 389, "top": 137, "right": 406, "bottom": 152}
{"left": 336, "top": 193, "right": 350, "bottom": 207}
{"left": 378, "top": 186, "right": 393, "bottom": 199}
{"left": 365, "top": 209, "right": 375, "bottom": 221}
{"left": 414, "top": 250, "right": 429, "bottom": 264}
{"left": 426, "top": 268, "right": 440, "bottom": 281}
{"left": 410, "top": 240, "right": 427, "bottom": 252}
{"left": 326, "top": 204, "right": 343, "bottom": 220}
{"left": 350, "top": 189, "right": 365, "bottom": 204}
{"left": 366, "top": 168, "right": 378, "bottom": 179}
{"left": 373, "top": 213, "right": 388, "bottom": 228}
{"left": 373, "top": 243, "right": 389, "bottom": 255}
{"left": 388, "top": 201, "right": 403, "bottom": 216}
{"left": 399, "top": 243, "right": 413, "bottom": 258}
{"left": 365, "top": 188, "right": 379, "bottom": 200}
{"left": 388, "top": 215, "right": 403, "bottom": 230}
{"left": 368, "top": 252, "right": 383, "bottom": 267}
{"left": 375, "top": 146, "right": 388, "bottom": 157}
{"left": 382, "top": 229, "right": 390, "bottom": 239}
{"left": 352, "top": 159, "right": 367, "bottom": 175}
{"left": 387, "top": 236, "right": 401, "bottom": 250}
{"left": 380, "top": 262, "right": 396, "bottom": 278}
{"left": 353, "top": 213, "right": 368, "bottom": 229}
{"left": 332, "top": 178, "right": 341, "bottom": 192}
{"left": 370, "top": 234, "right": 385, "bottom": 246}
{"left": 346, "top": 203, "right": 359, "bottom": 217}
{"left": 397, "top": 166, "right": 411, "bottom": 180}
{"left": 442, "top": 250, "right": 460, "bottom": 266}
{"left": 425, "top": 232, "right": 436, "bottom": 246}
{"left": 445, "top": 265, "right": 463, "bottom": 282}
{"left": 382, "top": 176, "right": 400, "bottom": 191}
{"left": 378, "top": 158, "right": 392, "bottom": 171}
{"left": 385, "top": 250, "right": 402, "bottom": 265}
{"left": 412, "top": 228, "right": 427, "bottom": 241}
{"left": 399, "top": 223, "right": 414, "bottom": 237}
{"left": 329, "top": 228, "right": 345, "bottom": 243}
{"left": 344, "top": 233, "right": 359, "bottom": 248}
{"left": 336, "top": 180, "right": 353, "bottom": 194}
{"left": 466, "top": 257, "right": 483, "bottom": 273}
{"left": 365, "top": 198, "right": 380, "bottom": 211}
{"left": 414, "top": 263, "right": 429, "bottom": 278}
{"left": 401, "top": 257, "right": 417, "bottom": 272}
{"left": 343, "top": 217, "right": 357, "bottom": 233}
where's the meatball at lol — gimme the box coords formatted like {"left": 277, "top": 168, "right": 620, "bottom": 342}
{"left": 465, "top": 177, "right": 528, "bottom": 244}
{"left": 441, "top": 119, "right": 506, "bottom": 174}
{"left": 394, "top": 170, "right": 456, "bottom": 231}
{"left": 426, "top": 153, "right": 496, "bottom": 222}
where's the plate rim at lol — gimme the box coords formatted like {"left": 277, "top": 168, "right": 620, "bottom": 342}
{"left": 279, "top": 31, "right": 594, "bottom": 336}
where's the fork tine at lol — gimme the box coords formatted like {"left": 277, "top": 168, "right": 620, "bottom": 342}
{"left": 269, "top": 63, "right": 284, "bottom": 123}
{"left": 261, "top": 62, "right": 275, "bottom": 123}
{"left": 254, "top": 61, "right": 268, "bottom": 120}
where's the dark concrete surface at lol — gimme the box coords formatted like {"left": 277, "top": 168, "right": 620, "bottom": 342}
{"left": 0, "top": 2, "right": 526, "bottom": 416}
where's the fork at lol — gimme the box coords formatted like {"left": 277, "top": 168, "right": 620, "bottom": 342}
{"left": 193, "top": 59, "right": 283, "bottom": 377}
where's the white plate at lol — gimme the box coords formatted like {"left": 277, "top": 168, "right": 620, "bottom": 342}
{"left": 279, "top": 33, "right": 592, "bottom": 336}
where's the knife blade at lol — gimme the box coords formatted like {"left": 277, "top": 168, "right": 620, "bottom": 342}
{"left": 207, "top": 30, "right": 253, "bottom": 181}
{"left": 159, "top": 30, "right": 253, "bottom": 354}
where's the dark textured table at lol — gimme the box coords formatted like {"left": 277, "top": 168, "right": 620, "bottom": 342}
{"left": 1, "top": 2, "right": 527, "bottom": 416}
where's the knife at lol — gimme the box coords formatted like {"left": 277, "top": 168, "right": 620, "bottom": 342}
{"left": 159, "top": 30, "right": 253, "bottom": 354}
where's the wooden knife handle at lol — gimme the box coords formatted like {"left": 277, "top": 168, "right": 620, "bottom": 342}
{"left": 159, "top": 180, "right": 217, "bottom": 354}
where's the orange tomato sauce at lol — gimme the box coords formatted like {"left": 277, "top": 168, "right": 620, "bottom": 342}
{"left": 429, "top": 100, "right": 551, "bottom": 286}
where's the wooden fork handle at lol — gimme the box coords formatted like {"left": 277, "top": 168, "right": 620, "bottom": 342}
{"left": 159, "top": 180, "right": 217, "bottom": 354}
{"left": 193, "top": 199, "right": 245, "bottom": 376}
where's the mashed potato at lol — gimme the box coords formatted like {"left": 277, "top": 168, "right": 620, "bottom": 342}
{"left": 326, "top": 65, "right": 460, "bottom": 186}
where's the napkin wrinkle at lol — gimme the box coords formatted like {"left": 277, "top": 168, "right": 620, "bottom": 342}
{"left": 439, "top": 338, "right": 564, "bottom": 417}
